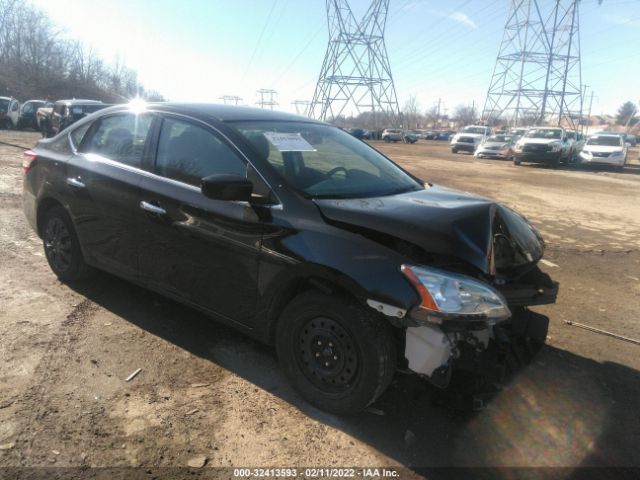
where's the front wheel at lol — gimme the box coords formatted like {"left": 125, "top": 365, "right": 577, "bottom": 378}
{"left": 42, "top": 206, "right": 93, "bottom": 282}
{"left": 276, "top": 291, "right": 397, "bottom": 415}
{"left": 513, "top": 158, "right": 521, "bottom": 166}
{"left": 451, "top": 148, "right": 458, "bottom": 154}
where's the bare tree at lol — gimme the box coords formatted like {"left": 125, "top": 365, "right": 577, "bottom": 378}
{"left": 0, "top": 0, "right": 164, "bottom": 102}
{"left": 453, "top": 105, "right": 476, "bottom": 127}
{"left": 403, "top": 95, "right": 419, "bottom": 129}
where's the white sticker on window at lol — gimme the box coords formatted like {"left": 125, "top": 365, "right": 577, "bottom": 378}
{"left": 263, "top": 132, "right": 316, "bottom": 152}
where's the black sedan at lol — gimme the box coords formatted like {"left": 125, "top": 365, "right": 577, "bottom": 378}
{"left": 23, "top": 103, "right": 557, "bottom": 414}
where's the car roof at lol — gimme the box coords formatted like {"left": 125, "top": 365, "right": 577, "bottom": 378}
{"left": 56, "top": 99, "right": 104, "bottom": 105}
{"left": 593, "top": 131, "right": 625, "bottom": 136}
{"left": 138, "top": 103, "right": 324, "bottom": 124}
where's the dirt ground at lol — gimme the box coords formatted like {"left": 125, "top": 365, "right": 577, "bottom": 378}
{"left": 1, "top": 130, "right": 640, "bottom": 477}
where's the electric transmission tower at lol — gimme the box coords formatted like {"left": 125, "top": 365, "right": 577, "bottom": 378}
{"left": 292, "top": 100, "right": 311, "bottom": 116}
{"left": 482, "top": 0, "right": 583, "bottom": 129}
{"left": 219, "top": 95, "right": 243, "bottom": 105}
{"left": 256, "top": 89, "right": 278, "bottom": 109}
{"left": 309, "top": 0, "right": 401, "bottom": 127}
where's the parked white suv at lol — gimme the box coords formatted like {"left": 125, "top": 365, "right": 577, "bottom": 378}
{"left": 451, "top": 125, "right": 491, "bottom": 154}
{"left": 579, "top": 134, "right": 629, "bottom": 170}
{"left": 381, "top": 129, "right": 403, "bottom": 143}
{"left": 0, "top": 97, "right": 20, "bottom": 129}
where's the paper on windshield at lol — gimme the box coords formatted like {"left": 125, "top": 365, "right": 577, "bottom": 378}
{"left": 263, "top": 132, "right": 316, "bottom": 152}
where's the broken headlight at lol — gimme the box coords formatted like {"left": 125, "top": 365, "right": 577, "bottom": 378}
{"left": 401, "top": 265, "right": 510, "bottom": 325}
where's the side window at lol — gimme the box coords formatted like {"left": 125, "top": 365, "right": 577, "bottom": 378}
{"left": 155, "top": 117, "right": 246, "bottom": 186}
{"left": 70, "top": 122, "right": 92, "bottom": 150}
{"left": 81, "top": 114, "right": 153, "bottom": 167}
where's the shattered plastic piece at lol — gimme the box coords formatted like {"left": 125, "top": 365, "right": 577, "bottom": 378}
{"left": 0, "top": 442, "right": 15, "bottom": 450}
{"left": 190, "top": 383, "right": 210, "bottom": 388}
{"left": 125, "top": 368, "right": 142, "bottom": 382}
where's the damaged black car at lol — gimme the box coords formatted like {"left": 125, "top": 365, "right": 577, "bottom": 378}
{"left": 23, "top": 103, "right": 558, "bottom": 414}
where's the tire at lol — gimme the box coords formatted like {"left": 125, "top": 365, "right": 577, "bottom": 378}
{"left": 276, "top": 290, "right": 397, "bottom": 415}
{"left": 383, "top": 137, "right": 390, "bottom": 143}
{"left": 513, "top": 158, "right": 521, "bottom": 166}
{"left": 451, "top": 148, "right": 458, "bottom": 154}
{"left": 41, "top": 206, "right": 93, "bottom": 282}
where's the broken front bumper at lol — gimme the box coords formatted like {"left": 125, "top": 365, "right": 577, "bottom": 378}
{"left": 404, "top": 307, "right": 551, "bottom": 391}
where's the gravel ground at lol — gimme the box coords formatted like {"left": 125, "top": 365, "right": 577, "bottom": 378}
{"left": 1, "top": 131, "right": 639, "bottom": 477}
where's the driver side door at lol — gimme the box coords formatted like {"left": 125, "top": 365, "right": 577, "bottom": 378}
{"left": 136, "top": 115, "right": 264, "bottom": 326}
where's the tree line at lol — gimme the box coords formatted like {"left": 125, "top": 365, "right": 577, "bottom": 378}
{"left": 0, "top": 0, "right": 164, "bottom": 103}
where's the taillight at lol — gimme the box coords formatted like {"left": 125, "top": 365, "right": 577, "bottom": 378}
{"left": 23, "top": 150, "right": 37, "bottom": 173}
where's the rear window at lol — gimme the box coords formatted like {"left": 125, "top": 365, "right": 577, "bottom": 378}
{"left": 81, "top": 114, "right": 153, "bottom": 167}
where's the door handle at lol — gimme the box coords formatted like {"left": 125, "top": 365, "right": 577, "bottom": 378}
{"left": 140, "top": 201, "right": 166, "bottom": 215}
{"left": 66, "top": 177, "right": 86, "bottom": 189}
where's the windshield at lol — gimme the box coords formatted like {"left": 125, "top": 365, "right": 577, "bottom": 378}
{"left": 488, "top": 135, "right": 512, "bottom": 143}
{"left": 232, "top": 121, "right": 422, "bottom": 199}
{"left": 587, "top": 136, "right": 622, "bottom": 147}
{"left": 526, "top": 128, "right": 562, "bottom": 139}
{"left": 462, "top": 127, "right": 486, "bottom": 134}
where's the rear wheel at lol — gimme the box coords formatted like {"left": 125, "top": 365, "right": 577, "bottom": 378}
{"left": 513, "top": 158, "right": 521, "bottom": 165}
{"left": 42, "top": 206, "right": 92, "bottom": 282}
{"left": 276, "top": 291, "right": 397, "bottom": 415}
{"left": 451, "top": 148, "right": 458, "bottom": 154}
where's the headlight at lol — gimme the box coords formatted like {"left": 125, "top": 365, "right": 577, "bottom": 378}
{"left": 610, "top": 150, "right": 624, "bottom": 157}
{"left": 515, "top": 143, "right": 523, "bottom": 151}
{"left": 401, "top": 265, "right": 511, "bottom": 325}
{"left": 550, "top": 142, "right": 562, "bottom": 152}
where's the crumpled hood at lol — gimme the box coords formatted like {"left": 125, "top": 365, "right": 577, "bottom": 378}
{"left": 314, "top": 185, "right": 544, "bottom": 274}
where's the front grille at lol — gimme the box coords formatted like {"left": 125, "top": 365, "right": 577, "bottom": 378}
{"left": 592, "top": 152, "right": 610, "bottom": 158}
{"left": 485, "top": 145, "right": 501, "bottom": 151}
{"left": 523, "top": 144, "right": 550, "bottom": 153}
{"left": 459, "top": 136, "right": 475, "bottom": 143}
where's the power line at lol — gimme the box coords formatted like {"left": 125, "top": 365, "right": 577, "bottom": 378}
{"left": 240, "top": 0, "right": 280, "bottom": 85}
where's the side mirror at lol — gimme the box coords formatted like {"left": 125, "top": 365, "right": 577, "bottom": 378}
{"left": 201, "top": 174, "right": 253, "bottom": 202}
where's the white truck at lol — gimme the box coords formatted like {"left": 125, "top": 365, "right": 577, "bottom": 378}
{"left": 450, "top": 125, "right": 491, "bottom": 154}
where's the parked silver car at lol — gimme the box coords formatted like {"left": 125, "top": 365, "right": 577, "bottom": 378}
{"left": 475, "top": 134, "right": 519, "bottom": 160}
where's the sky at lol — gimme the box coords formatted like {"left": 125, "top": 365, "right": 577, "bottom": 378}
{"left": 31, "top": 0, "right": 640, "bottom": 117}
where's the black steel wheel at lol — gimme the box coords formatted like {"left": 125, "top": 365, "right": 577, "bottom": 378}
{"left": 276, "top": 290, "right": 396, "bottom": 415}
{"left": 44, "top": 216, "right": 73, "bottom": 273}
{"left": 41, "top": 206, "right": 92, "bottom": 282}
{"left": 296, "top": 316, "right": 359, "bottom": 392}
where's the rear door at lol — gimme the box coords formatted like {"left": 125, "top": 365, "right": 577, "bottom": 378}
{"left": 65, "top": 113, "right": 155, "bottom": 277}
{"left": 136, "top": 115, "right": 263, "bottom": 326}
